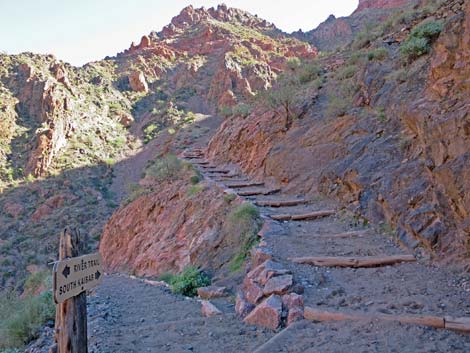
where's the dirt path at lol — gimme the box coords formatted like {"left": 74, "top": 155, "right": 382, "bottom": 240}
{"left": 87, "top": 275, "right": 273, "bottom": 353}
{"left": 176, "top": 148, "right": 470, "bottom": 352}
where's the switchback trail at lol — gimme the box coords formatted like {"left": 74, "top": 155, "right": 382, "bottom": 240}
{"left": 87, "top": 146, "right": 470, "bottom": 353}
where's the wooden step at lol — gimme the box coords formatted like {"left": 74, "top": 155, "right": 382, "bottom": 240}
{"left": 289, "top": 254, "right": 416, "bottom": 268}
{"left": 315, "top": 230, "right": 369, "bottom": 238}
{"left": 304, "top": 307, "right": 444, "bottom": 329}
{"left": 192, "top": 160, "right": 210, "bottom": 165}
{"left": 226, "top": 181, "right": 265, "bottom": 189}
{"left": 271, "top": 210, "right": 335, "bottom": 221}
{"left": 206, "top": 169, "right": 231, "bottom": 174}
{"left": 304, "top": 307, "right": 470, "bottom": 333}
{"left": 255, "top": 199, "right": 308, "bottom": 207}
{"left": 184, "top": 155, "right": 205, "bottom": 159}
{"left": 237, "top": 188, "right": 281, "bottom": 197}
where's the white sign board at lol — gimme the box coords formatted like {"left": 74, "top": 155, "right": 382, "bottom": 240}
{"left": 53, "top": 253, "right": 103, "bottom": 304}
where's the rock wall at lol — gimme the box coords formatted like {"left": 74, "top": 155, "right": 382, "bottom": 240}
{"left": 100, "top": 176, "right": 250, "bottom": 277}
{"left": 207, "top": 1, "right": 470, "bottom": 265}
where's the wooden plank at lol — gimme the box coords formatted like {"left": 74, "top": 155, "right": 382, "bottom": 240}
{"left": 304, "top": 307, "right": 445, "bottom": 329}
{"left": 255, "top": 199, "right": 308, "bottom": 207}
{"left": 53, "top": 228, "right": 88, "bottom": 353}
{"left": 271, "top": 210, "right": 335, "bottom": 221}
{"left": 289, "top": 255, "right": 416, "bottom": 268}
{"left": 206, "top": 169, "right": 231, "bottom": 174}
{"left": 315, "top": 230, "right": 369, "bottom": 238}
{"left": 226, "top": 181, "right": 265, "bottom": 189}
{"left": 445, "top": 317, "right": 470, "bottom": 333}
{"left": 237, "top": 188, "right": 281, "bottom": 197}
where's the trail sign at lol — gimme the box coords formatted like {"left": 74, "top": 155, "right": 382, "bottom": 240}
{"left": 53, "top": 252, "right": 103, "bottom": 304}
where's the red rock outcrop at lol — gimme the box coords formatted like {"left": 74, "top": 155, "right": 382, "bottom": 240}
{"left": 129, "top": 71, "right": 149, "bottom": 92}
{"left": 100, "top": 175, "right": 252, "bottom": 277}
{"left": 354, "top": 0, "right": 415, "bottom": 14}
{"left": 207, "top": 0, "right": 470, "bottom": 264}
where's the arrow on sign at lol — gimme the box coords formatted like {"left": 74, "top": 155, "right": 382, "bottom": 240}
{"left": 95, "top": 271, "right": 101, "bottom": 280}
{"left": 62, "top": 265, "right": 71, "bottom": 279}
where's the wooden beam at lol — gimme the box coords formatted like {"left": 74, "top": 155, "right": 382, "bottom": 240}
{"left": 445, "top": 317, "right": 470, "bottom": 333}
{"left": 238, "top": 188, "right": 281, "bottom": 197}
{"left": 271, "top": 210, "right": 335, "bottom": 221}
{"left": 226, "top": 181, "right": 265, "bottom": 189}
{"left": 304, "top": 307, "right": 446, "bottom": 329}
{"left": 289, "top": 254, "right": 416, "bottom": 268}
{"left": 206, "top": 170, "right": 231, "bottom": 174}
{"left": 255, "top": 199, "right": 308, "bottom": 207}
{"left": 315, "top": 230, "right": 369, "bottom": 238}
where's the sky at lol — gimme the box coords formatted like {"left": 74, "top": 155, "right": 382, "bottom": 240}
{"left": 0, "top": 0, "right": 358, "bottom": 66}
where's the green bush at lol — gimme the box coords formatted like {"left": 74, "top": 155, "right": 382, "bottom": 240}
{"left": 145, "top": 155, "right": 183, "bottom": 183}
{"left": 227, "top": 203, "right": 261, "bottom": 271}
{"left": 165, "top": 266, "right": 211, "bottom": 297}
{"left": 367, "top": 48, "right": 388, "bottom": 61}
{"left": 187, "top": 184, "right": 204, "bottom": 197}
{"left": 232, "top": 103, "right": 251, "bottom": 118}
{"left": 298, "top": 63, "right": 321, "bottom": 84}
{"left": 286, "top": 57, "right": 301, "bottom": 70}
{"left": 0, "top": 290, "right": 55, "bottom": 349}
{"left": 189, "top": 175, "right": 201, "bottom": 185}
{"left": 400, "top": 20, "right": 443, "bottom": 61}
{"left": 223, "top": 193, "right": 236, "bottom": 203}
{"left": 336, "top": 65, "right": 356, "bottom": 80}
{"left": 219, "top": 105, "right": 233, "bottom": 118}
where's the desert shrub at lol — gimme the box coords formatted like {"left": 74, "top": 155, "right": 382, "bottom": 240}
{"left": 145, "top": 154, "right": 183, "bottom": 183}
{"left": 227, "top": 203, "right": 261, "bottom": 271}
{"left": 375, "top": 107, "right": 387, "bottom": 122}
{"left": 298, "top": 62, "right": 321, "bottom": 83}
{"left": 232, "top": 103, "right": 251, "bottom": 118}
{"left": 367, "top": 48, "right": 388, "bottom": 61}
{"left": 0, "top": 287, "right": 54, "bottom": 349}
{"left": 223, "top": 193, "right": 236, "bottom": 203}
{"left": 186, "top": 184, "right": 205, "bottom": 197}
{"left": 286, "top": 57, "right": 301, "bottom": 70}
{"left": 143, "top": 123, "right": 162, "bottom": 144}
{"left": 326, "top": 94, "right": 351, "bottom": 117}
{"left": 336, "top": 65, "right": 357, "bottom": 80}
{"left": 219, "top": 105, "right": 233, "bottom": 118}
{"left": 165, "top": 266, "right": 211, "bottom": 297}
{"left": 190, "top": 175, "right": 201, "bottom": 185}
{"left": 400, "top": 20, "right": 443, "bottom": 61}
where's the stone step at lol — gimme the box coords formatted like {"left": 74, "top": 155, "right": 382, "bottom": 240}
{"left": 288, "top": 254, "right": 416, "bottom": 268}
{"left": 205, "top": 169, "right": 231, "bottom": 174}
{"left": 270, "top": 210, "right": 335, "bottom": 221}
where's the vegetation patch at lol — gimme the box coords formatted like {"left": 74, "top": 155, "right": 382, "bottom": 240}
{"left": 162, "top": 266, "right": 211, "bottom": 297}
{"left": 227, "top": 203, "right": 262, "bottom": 272}
{"left": 145, "top": 154, "right": 183, "bottom": 183}
{"left": 400, "top": 20, "right": 443, "bottom": 62}
{"left": 0, "top": 275, "right": 54, "bottom": 350}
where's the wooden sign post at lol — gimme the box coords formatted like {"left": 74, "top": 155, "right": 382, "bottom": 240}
{"left": 50, "top": 228, "right": 102, "bottom": 353}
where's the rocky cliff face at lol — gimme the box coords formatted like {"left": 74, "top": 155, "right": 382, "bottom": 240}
{"left": 207, "top": 0, "right": 470, "bottom": 265}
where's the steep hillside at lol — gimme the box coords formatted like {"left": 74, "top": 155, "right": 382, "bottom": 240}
{"left": 0, "top": 5, "right": 316, "bottom": 290}
{"left": 207, "top": 0, "right": 470, "bottom": 266}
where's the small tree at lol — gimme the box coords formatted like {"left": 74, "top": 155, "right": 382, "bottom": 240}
{"left": 266, "top": 74, "right": 300, "bottom": 130}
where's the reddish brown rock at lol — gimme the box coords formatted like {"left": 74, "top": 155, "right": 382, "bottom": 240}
{"left": 31, "top": 194, "right": 72, "bottom": 222}
{"left": 282, "top": 293, "right": 304, "bottom": 325}
{"left": 129, "top": 71, "right": 148, "bottom": 92}
{"left": 197, "top": 286, "right": 227, "bottom": 299}
{"left": 201, "top": 300, "right": 222, "bottom": 317}
{"left": 263, "top": 275, "right": 293, "bottom": 296}
{"left": 244, "top": 295, "right": 282, "bottom": 330}
{"left": 118, "top": 112, "right": 134, "bottom": 128}
{"left": 235, "top": 292, "right": 255, "bottom": 318}
{"left": 243, "top": 277, "right": 264, "bottom": 305}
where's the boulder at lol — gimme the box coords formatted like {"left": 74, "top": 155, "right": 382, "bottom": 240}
{"left": 244, "top": 295, "right": 282, "bottom": 330}
{"left": 235, "top": 292, "right": 255, "bottom": 318}
{"left": 263, "top": 274, "right": 293, "bottom": 296}
{"left": 201, "top": 300, "right": 222, "bottom": 317}
{"left": 129, "top": 71, "right": 148, "bottom": 92}
{"left": 197, "top": 286, "right": 227, "bottom": 299}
